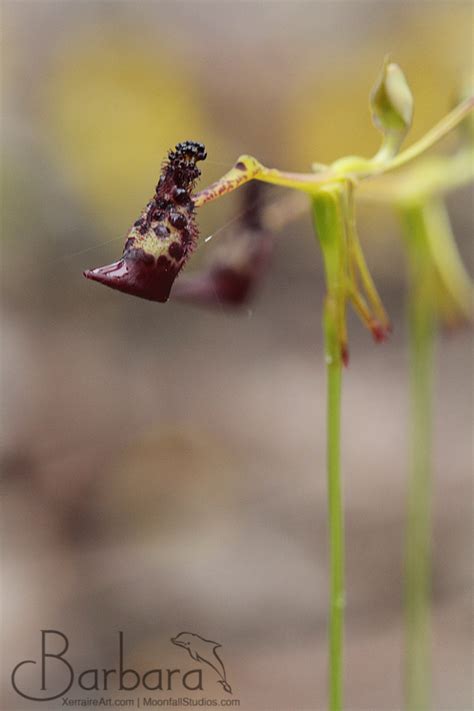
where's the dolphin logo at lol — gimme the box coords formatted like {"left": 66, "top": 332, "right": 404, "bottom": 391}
{"left": 171, "top": 632, "right": 232, "bottom": 694}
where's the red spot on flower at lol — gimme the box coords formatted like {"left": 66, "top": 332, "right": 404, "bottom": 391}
{"left": 371, "top": 321, "right": 391, "bottom": 342}
{"left": 341, "top": 345, "right": 350, "bottom": 367}
{"left": 168, "top": 242, "right": 184, "bottom": 260}
{"left": 169, "top": 212, "right": 187, "bottom": 229}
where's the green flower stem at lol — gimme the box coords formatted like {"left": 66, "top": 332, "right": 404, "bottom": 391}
{"left": 325, "top": 333, "right": 344, "bottom": 711}
{"left": 312, "top": 186, "right": 346, "bottom": 711}
{"left": 399, "top": 201, "right": 437, "bottom": 711}
{"left": 385, "top": 96, "right": 473, "bottom": 174}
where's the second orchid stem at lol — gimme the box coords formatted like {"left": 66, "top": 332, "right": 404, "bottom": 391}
{"left": 325, "top": 322, "right": 344, "bottom": 711}
{"left": 401, "top": 201, "right": 436, "bottom": 711}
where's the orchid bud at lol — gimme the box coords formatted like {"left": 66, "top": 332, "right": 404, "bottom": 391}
{"left": 370, "top": 60, "right": 414, "bottom": 139}
{"left": 84, "top": 141, "right": 206, "bottom": 302}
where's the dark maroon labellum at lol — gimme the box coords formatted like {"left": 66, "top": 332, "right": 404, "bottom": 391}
{"left": 84, "top": 141, "right": 206, "bottom": 302}
{"left": 84, "top": 254, "right": 178, "bottom": 303}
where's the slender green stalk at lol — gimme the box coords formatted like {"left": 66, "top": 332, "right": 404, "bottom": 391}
{"left": 312, "top": 187, "right": 346, "bottom": 711}
{"left": 406, "top": 276, "right": 435, "bottom": 711}
{"left": 400, "top": 202, "right": 436, "bottom": 711}
{"left": 385, "top": 96, "right": 474, "bottom": 173}
{"left": 325, "top": 331, "right": 344, "bottom": 711}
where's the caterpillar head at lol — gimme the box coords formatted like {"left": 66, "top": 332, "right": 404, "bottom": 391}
{"left": 84, "top": 141, "right": 207, "bottom": 302}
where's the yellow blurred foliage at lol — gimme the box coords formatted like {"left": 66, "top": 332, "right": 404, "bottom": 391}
{"left": 288, "top": 7, "right": 472, "bottom": 168}
{"left": 46, "top": 31, "right": 207, "bottom": 234}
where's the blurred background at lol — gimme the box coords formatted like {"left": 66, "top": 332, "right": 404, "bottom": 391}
{"left": 1, "top": 2, "right": 472, "bottom": 709}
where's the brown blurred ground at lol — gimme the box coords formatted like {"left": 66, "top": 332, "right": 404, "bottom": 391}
{"left": 1, "top": 2, "right": 472, "bottom": 710}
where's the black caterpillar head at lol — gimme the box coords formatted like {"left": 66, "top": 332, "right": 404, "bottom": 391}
{"left": 84, "top": 141, "right": 206, "bottom": 302}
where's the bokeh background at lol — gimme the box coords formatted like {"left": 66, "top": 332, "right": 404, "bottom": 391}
{"left": 1, "top": 2, "right": 472, "bottom": 710}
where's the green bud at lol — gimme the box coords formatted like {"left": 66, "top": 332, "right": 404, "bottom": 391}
{"left": 370, "top": 60, "right": 414, "bottom": 136}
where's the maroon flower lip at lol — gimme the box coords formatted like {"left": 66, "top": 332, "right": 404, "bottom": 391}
{"left": 83, "top": 252, "right": 179, "bottom": 303}
{"left": 84, "top": 141, "right": 206, "bottom": 302}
